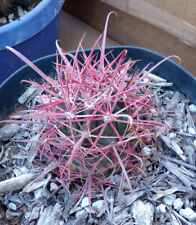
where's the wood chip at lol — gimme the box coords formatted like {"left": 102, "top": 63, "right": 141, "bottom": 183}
{"left": 0, "top": 124, "right": 20, "bottom": 141}
{"left": 161, "top": 160, "right": 193, "bottom": 189}
{"left": 18, "top": 86, "right": 37, "bottom": 104}
{"left": 160, "top": 135, "right": 186, "bottom": 160}
{"left": 23, "top": 179, "right": 48, "bottom": 193}
{"left": 37, "top": 203, "right": 63, "bottom": 225}
{"left": 0, "top": 173, "right": 38, "bottom": 193}
{"left": 144, "top": 71, "right": 167, "bottom": 82}
{"left": 114, "top": 190, "right": 145, "bottom": 213}
{"left": 158, "top": 153, "right": 196, "bottom": 172}
{"left": 153, "top": 187, "right": 189, "bottom": 201}
{"left": 166, "top": 91, "right": 183, "bottom": 110}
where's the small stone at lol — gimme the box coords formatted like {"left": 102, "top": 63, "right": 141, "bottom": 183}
{"left": 189, "top": 104, "right": 196, "bottom": 113}
{"left": 81, "top": 197, "right": 89, "bottom": 208}
{"left": 131, "top": 200, "right": 154, "bottom": 225}
{"left": 8, "top": 203, "right": 17, "bottom": 211}
{"left": 169, "top": 133, "right": 176, "bottom": 139}
{"left": 188, "top": 127, "right": 196, "bottom": 135}
{"left": 18, "top": 6, "right": 25, "bottom": 18}
{"left": 190, "top": 200, "right": 194, "bottom": 208}
{"left": 179, "top": 208, "right": 196, "bottom": 222}
{"left": 0, "top": 17, "right": 7, "bottom": 24}
{"left": 163, "top": 194, "right": 176, "bottom": 206}
{"left": 173, "top": 198, "right": 183, "bottom": 211}
{"left": 75, "top": 209, "right": 88, "bottom": 219}
{"left": 142, "top": 146, "right": 152, "bottom": 156}
{"left": 92, "top": 200, "right": 105, "bottom": 216}
{"left": 92, "top": 200, "right": 105, "bottom": 211}
{"left": 24, "top": 212, "right": 31, "bottom": 219}
{"left": 20, "top": 167, "right": 29, "bottom": 174}
{"left": 8, "top": 13, "right": 14, "bottom": 20}
{"left": 34, "top": 188, "right": 44, "bottom": 200}
{"left": 50, "top": 182, "right": 59, "bottom": 192}
{"left": 156, "top": 204, "right": 166, "bottom": 214}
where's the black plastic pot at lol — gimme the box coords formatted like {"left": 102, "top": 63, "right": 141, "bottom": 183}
{"left": 0, "top": 46, "right": 196, "bottom": 119}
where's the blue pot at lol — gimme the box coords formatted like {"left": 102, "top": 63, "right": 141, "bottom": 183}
{"left": 0, "top": 46, "right": 195, "bottom": 119}
{"left": 0, "top": 0, "right": 65, "bottom": 84}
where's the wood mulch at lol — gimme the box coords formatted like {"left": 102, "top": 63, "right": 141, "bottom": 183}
{"left": 0, "top": 72, "right": 195, "bottom": 225}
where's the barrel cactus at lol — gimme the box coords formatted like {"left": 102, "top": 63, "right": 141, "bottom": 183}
{"left": 6, "top": 12, "right": 170, "bottom": 194}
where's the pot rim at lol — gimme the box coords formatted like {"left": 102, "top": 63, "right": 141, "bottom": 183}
{"left": 0, "top": 45, "right": 195, "bottom": 120}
